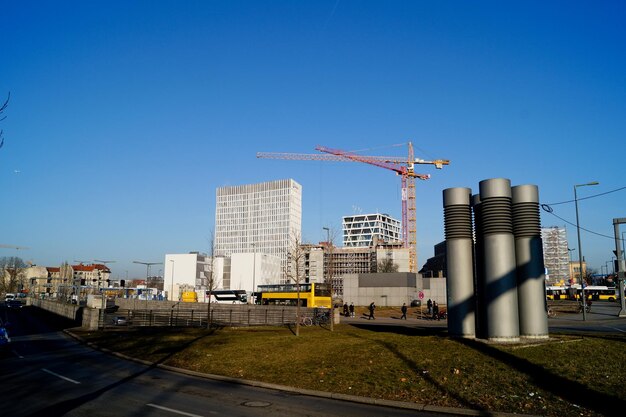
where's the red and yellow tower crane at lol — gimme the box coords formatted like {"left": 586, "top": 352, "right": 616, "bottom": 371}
{"left": 257, "top": 142, "right": 450, "bottom": 272}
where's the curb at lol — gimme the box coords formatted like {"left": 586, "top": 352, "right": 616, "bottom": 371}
{"left": 64, "top": 329, "right": 540, "bottom": 417}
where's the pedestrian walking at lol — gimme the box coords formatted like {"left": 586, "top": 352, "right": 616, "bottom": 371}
{"left": 368, "top": 301, "right": 376, "bottom": 320}
{"left": 432, "top": 301, "right": 439, "bottom": 320}
{"left": 349, "top": 302, "right": 355, "bottom": 317}
{"left": 400, "top": 303, "right": 407, "bottom": 320}
{"left": 427, "top": 299, "right": 432, "bottom": 315}
{"left": 343, "top": 302, "right": 349, "bottom": 317}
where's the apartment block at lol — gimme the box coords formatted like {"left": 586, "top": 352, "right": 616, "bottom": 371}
{"left": 343, "top": 213, "right": 402, "bottom": 247}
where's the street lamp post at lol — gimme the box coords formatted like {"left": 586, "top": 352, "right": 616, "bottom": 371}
{"left": 574, "top": 181, "right": 599, "bottom": 321}
{"left": 169, "top": 260, "right": 175, "bottom": 301}
{"left": 251, "top": 243, "right": 256, "bottom": 305}
{"left": 323, "top": 227, "right": 330, "bottom": 282}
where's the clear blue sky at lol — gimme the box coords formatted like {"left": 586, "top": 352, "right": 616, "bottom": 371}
{"left": 1, "top": 1, "right": 625, "bottom": 279}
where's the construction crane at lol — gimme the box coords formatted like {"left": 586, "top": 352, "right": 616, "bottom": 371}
{"left": 94, "top": 259, "right": 115, "bottom": 267}
{"left": 257, "top": 142, "right": 450, "bottom": 273}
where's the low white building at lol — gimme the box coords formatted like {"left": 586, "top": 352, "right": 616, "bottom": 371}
{"left": 164, "top": 252, "right": 211, "bottom": 301}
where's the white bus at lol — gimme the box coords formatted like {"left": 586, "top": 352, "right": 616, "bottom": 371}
{"left": 205, "top": 290, "right": 248, "bottom": 304}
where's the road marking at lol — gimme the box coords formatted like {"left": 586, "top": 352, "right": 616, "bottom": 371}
{"left": 146, "top": 404, "right": 204, "bottom": 417}
{"left": 42, "top": 368, "right": 81, "bottom": 384}
{"left": 12, "top": 350, "right": 24, "bottom": 358}
{"left": 603, "top": 325, "right": 626, "bottom": 333}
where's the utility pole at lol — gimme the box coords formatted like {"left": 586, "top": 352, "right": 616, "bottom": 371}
{"left": 94, "top": 259, "right": 115, "bottom": 288}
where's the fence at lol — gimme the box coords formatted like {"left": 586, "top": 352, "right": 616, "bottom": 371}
{"left": 102, "top": 303, "right": 323, "bottom": 329}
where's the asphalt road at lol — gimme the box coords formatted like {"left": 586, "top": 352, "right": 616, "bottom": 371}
{"left": 1, "top": 304, "right": 464, "bottom": 417}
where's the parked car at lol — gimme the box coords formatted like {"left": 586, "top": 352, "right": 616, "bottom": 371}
{"left": 112, "top": 316, "right": 127, "bottom": 325}
{"left": 6, "top": 300, "right": 23, "bottom": 309}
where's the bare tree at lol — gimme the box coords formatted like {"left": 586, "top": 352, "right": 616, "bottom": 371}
{"left": 377, "top": 256, "right": 399, "bottom": 273}
{"left": 323, "top": 226, "right": 340, "bottom": 332}
{"left": 205, "top": 231, "right": 221, "bottom": 329}
{"left": 0, "top": 256, "right": 27, "bottom": 293}
{"left": 0, "top": 92, "right": 10, "bottom": 150}
{"left": 284, "top": 230, "right": 306, "bottom": 336}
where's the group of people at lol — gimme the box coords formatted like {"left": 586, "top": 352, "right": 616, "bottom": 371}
{"left": 427, "top": 298, "right": 441, "bottom": 320}
{"left": 340, "top": 299, "right": 443, "bottom": 320}
{"left": 342, "top": 302, "right": 355, "bottom": 317}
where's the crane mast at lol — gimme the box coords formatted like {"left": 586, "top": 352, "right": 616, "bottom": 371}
{"left": 256, "top": 142, "right": 449, "bottom": 273}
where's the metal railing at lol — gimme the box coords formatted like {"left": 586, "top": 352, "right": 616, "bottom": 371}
{"left": 101, "top": 304, "right": 320, "bottom": 329}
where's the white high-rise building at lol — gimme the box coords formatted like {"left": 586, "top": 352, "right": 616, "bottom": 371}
{"left": 343, "top": 213, "right": 402, "bottom": 247}
{"left": 215, "top": 179, "right": 302, "bottom": 284}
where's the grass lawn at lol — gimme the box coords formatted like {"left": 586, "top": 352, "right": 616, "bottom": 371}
{"left": 75, "top": 321, "right": 626, "bottom": 417}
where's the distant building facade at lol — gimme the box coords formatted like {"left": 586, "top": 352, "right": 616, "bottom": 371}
{"left": 71, "top": 263, "right": 111, "bottom": 287}
{"left": 302, "top": 242, "right": 410, "bottom": 297}
{"left": 215, "top": 179, "right": 302, "bottom": 284}
{"left": 164, "top": 252, "right": 211, "bottom": 301}
{"left": 343, "top": 213, "right": 402, "bottom": 247}
{"left": 570, "top": 260, "right": 588, "bottom": 285}
{"left": 420, "top": 241, "right": 446, "bottom": 278}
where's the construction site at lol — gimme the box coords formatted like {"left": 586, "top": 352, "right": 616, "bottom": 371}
{"left": 257, "top": 142, "right": 450, "bottom": 274}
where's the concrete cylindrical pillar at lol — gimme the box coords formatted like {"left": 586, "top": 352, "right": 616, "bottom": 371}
{"left": 444, "top": 187, "right": 475, "bottom": 338}
{"left": 472, "top": 193, "right": 488, "bottom": 340}
{"left": 479, "top": 178, "right": 519, "bottom": 342}
{"left": 512, "top": 185, "right": 549, "bottom": 339}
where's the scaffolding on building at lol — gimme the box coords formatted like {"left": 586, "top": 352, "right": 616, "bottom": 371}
{"left": 541, "top": 226, "right": 570, "bottom": 284}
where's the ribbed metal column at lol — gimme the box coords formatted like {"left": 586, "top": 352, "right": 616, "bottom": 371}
{"left": 443, "top": 187, "right": 475, "bottom": 338}
{"left": 472, "top": 194, "right": 488, "bottom": 340}
{"left": 512, "top": 185, "right": 549, "bottom": 339}
{"left": 479, "top": 178, "right": 519, "bottom": 342}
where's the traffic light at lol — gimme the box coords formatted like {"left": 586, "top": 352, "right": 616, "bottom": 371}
{"left": 120, "top": 279, "right": 125, "bottom": 287}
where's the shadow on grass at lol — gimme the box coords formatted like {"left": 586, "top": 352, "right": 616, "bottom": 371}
{"left": 28, "top": 327, "right": 216, "bottom": 417}
{"left": 348, "top": 323, "right": 447, "bottom": 337}
{"left": 452, "top": 337, "right": 626, "bottom": 416}
{"left": 286, "top": 322, "right": 333, "bottom": 335}
{"left": 347, "top": 323, "right": 626, "bottom": 415}
{"left": 346, "top": 329, "right": 494, "bottom": 415}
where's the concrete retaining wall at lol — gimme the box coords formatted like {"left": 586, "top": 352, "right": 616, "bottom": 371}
{"left": 30, "top": 298, "right": 81, "bottom": 321}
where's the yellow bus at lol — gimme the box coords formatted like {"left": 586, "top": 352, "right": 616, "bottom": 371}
{"left": 547, "top": 285, "right": 618, "bottom": 301}
{"left": 580, "top": 286, "right": 618, "bottom": 302}
{"left": 546, "top": 286, "right": 569, "bottom": 300}
{"left": 258, "top": 283, "right": 332, "bottom": 308}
